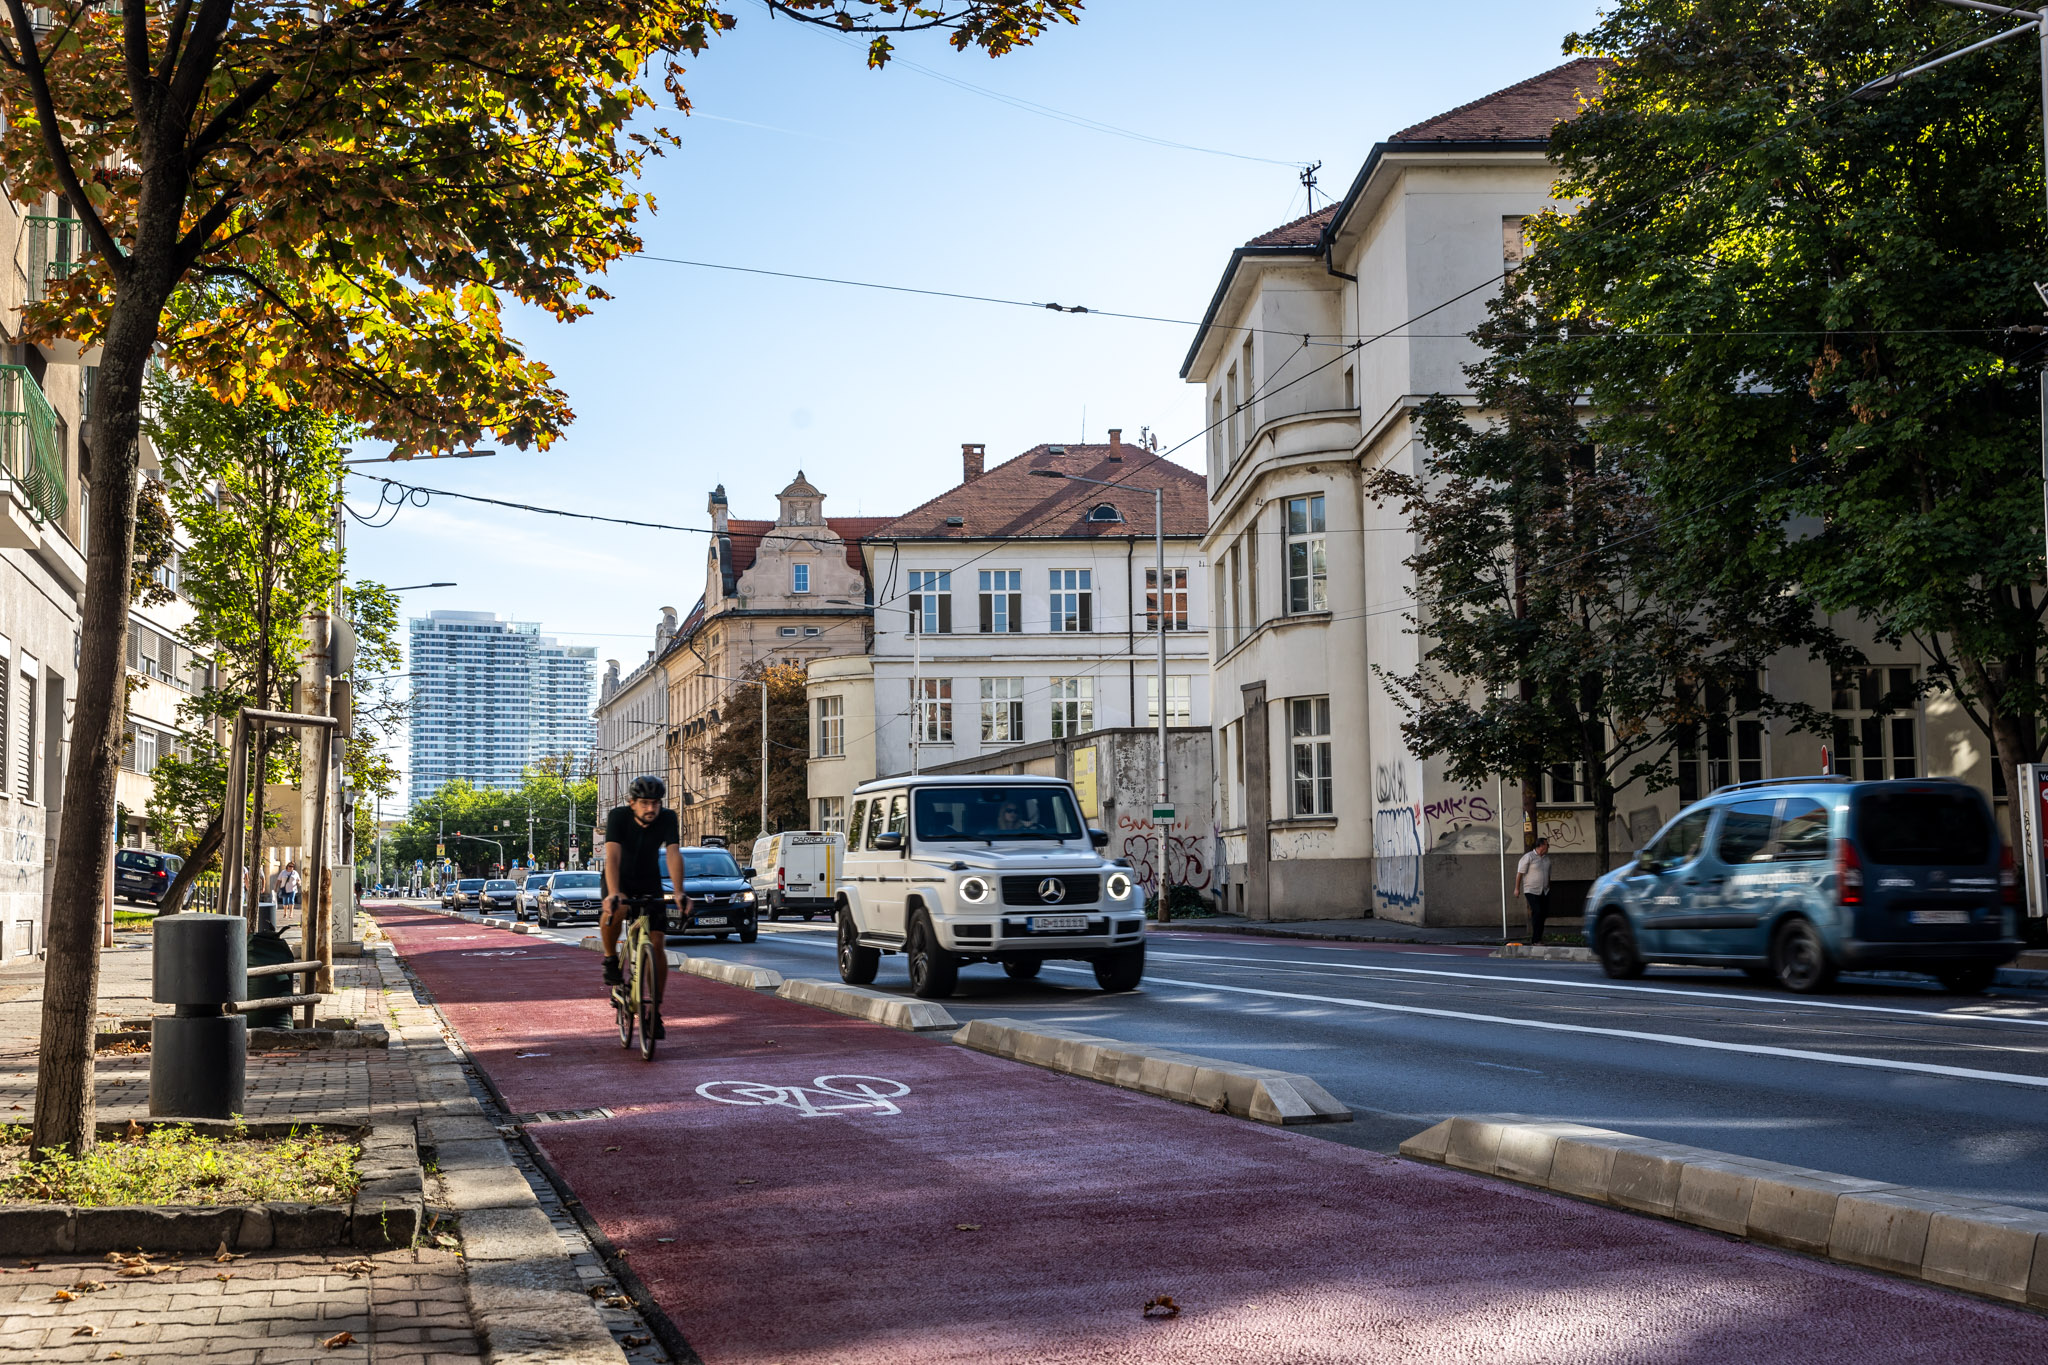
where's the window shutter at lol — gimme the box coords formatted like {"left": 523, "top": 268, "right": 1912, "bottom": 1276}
{"left": 126, "top": 629, "right": 140, "bottom": 670}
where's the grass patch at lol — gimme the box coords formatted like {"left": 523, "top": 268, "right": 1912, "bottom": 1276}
{"left": 0, "top": 1122, "right": 361, "bottom": 1207}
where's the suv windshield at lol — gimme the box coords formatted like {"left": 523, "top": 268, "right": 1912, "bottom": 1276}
{"left": 1857, "top": 789, "right": 1993, "bottom": 866}
{"left": 552, "top": 872, "right": 600, "bottom": 890}
{"left": 913, "top": 786, "right": 1083, "bottom": 841}
{"left": 683, "top": 851, "right": 740, "bottom": 879}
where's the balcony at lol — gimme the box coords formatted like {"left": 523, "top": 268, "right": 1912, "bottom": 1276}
{"left": 0, "top": 365, "right": 68, "bottom": 526}
{"left": 24, "top": 214, "right": 86, "bottom": 304}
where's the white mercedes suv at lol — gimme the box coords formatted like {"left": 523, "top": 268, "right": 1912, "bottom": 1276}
{"left": 834, "top": 775, "right": 1146, "bottom": 998}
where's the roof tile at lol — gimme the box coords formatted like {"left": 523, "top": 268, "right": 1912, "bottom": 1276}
{"left": 868, "top": 444, "right": 1207, "bottom": 542}
{"left": 1390, "top": 57, "right": 1606, "bottom": 143}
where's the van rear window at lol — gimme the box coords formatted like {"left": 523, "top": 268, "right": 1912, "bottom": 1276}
{"left": 1856, "top": 790, "right": 1992, "bottom": 866}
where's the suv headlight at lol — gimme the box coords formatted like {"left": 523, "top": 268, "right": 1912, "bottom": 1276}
{"left": 959, "top": 876, "right": 992, "bottom": 904}
{"left": 740, "top": 890, "right": 756, "bottom": 904}
{"left": 1106, "top": 872, "right": 1133, "bottom": 901}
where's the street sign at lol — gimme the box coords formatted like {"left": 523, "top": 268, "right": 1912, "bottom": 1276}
{"left": 1152, "top": 806, "right": 1175, "bottom": 821}
{"left": 436, "top": 843, "right": 445, "bottom": 858}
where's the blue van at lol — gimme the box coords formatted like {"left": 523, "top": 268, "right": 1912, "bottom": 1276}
{"left": 1585, "top": 777, "right": 2022, "bottom": 994}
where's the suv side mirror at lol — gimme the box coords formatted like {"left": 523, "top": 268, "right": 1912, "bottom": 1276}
{"left": 872, "top": 831, "right": 904, "bottom": 852}
{"left": 1088, "top": 829, "right": 1110, "bottom": 849}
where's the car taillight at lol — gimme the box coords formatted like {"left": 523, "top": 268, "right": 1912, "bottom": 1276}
{"left": 778, "top": 868, "right": 786, "bottom": 891}
{"left": 2000, "top": 842, "right": 2018, "bottom": 906}
{"left": 1838, "top": 839, "right": 1863, "bottom": 906}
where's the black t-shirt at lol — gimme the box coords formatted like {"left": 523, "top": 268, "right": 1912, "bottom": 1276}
{"left": 604, "top": 805, "right": 680, "bottom": 897}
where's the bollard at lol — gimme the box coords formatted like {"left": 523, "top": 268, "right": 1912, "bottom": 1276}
{"left": 149, "top": 913, "right": 247, "bottom": 1119}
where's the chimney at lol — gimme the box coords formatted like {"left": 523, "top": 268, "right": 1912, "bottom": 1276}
{"left": 1107, "top": 428, "right": 1123, "bottom": 461}
{"left": 962, "top": 443, "right": 986, "bottom": 483}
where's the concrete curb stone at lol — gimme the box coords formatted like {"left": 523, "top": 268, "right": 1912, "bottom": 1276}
{"left": 676, "top": 955, "right": 782, "bottom": 991}
{"left": 776, "top": 978, "right": 957, "bottom": 1031}
{"left": 953, "top": 1017, "right": 1351, "bottom": 1126}
{"left": 1402, "top": 1114, "right": 2048, "bottom": 1308}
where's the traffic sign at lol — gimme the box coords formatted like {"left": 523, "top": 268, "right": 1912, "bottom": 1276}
{"left": 1152, "top": 806, "right": 1175, "bottom": 821}
{"left": 436, "top": 843, "right": 445, "bottom": 857}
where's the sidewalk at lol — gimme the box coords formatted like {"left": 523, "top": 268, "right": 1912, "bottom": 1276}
{"left": 377, "top": 900, "right": 2044, "bottom": 1365}
{"left": 0, "top": 917, "right": 654, "bottom": 1365}
{"left": 1157, "top": 912, "right": 1518, "bottom": 948}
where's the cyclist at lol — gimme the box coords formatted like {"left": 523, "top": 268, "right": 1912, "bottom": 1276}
{"left": 599, "top": 775, "right": 688, "bottom": 1027}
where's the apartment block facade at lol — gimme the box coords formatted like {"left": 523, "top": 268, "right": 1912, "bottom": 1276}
{"left": 407, "top": 609, "right": 596, "bottom": 805}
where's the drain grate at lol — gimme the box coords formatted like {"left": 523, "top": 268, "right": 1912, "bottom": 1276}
{"left": 511, "top": 1108, "right": 616, "bottom": 1126}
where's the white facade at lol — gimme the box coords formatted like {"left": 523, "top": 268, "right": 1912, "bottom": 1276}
{"left": 407, "top": 609, "right": 596, "bottom": 804}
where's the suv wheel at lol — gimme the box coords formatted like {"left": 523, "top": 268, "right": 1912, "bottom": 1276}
{"left": 837, "top": 909, "right": 880, "bottom": 985}
{"left": 1001, "top": 959, "right": 1042, "bottom": 982}
{"left": 1936, "top": 964, "right": 1997, "bottom": 995}
{"left": 1771, "top": 919, "right": 1837, "bottom": 994}
{"left": 1597, "top": 915, "right": 1646, "bottom": 979}
{"left": 739, "top": 917, "right": 759, "bottom": 945}
{"left": 1092, "top": 944, "right": 1145, "bottom": 992}
{"left": 907, "top": 915, "right": 959, "bottom": 999}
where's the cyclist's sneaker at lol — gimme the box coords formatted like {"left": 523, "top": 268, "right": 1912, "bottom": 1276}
{"left": 602, "top": 956, "right": 623, "bottom": 987}
{"left": 648, "top": 1014, "right": 666, "bottom": 1039}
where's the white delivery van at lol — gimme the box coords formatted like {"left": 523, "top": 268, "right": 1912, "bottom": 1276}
{"left": 750, "top": 830, "right": 842, "bottom": 921}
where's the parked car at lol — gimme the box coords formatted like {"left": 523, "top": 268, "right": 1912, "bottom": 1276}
{"left": 114, "top": 849, "right": 185, "bottom": 907}
{"left": 479, "top": 879, "right": 520, "bottom": 916}
{"left": 536, "top": 870, "right": 605, "bottom": 927}
{"left": 1586, "top": 776, "right": 2023, "bottom": 995}
{"left": 514, "top": 873, "right": 551, "bottom": 921}
{"left": 664, "top": 846, "right": 759, "bottom": 943}
{"left": 749, "top": 831, "right": 841, "bottom": 921}
{"left": 448, "top": 878, "right": 486, "bottom": 912}
{"left": 833, "top": 775, "right": 1142, "bottom": 999}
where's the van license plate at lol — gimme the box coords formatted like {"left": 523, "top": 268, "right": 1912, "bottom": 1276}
{"left": 1909, "top": 910, "right": 1970, "bottom": 925}
{"left": 696, "top": 916, "right": 729, "bottom": 927}
{"left": 1029, "top": 915, "right": 1089, "bottom": 933}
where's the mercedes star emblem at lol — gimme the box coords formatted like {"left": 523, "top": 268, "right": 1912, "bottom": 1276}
{"left": 1038, "top": 877, "right": 1067, "bottom": 904}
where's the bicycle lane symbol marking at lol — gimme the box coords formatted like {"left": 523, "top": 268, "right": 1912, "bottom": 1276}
{"left": 695, "top": 1074, "right": 911, "bottom": 1118}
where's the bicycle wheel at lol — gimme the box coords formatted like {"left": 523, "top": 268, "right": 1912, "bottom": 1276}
{"left": 616, "top": 945, "right": 636, "bottom": 1049}
{"left": 637, "top": 940, "right": 659, "bottom": 1062}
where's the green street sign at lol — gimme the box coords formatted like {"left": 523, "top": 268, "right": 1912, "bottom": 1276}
{"left": 1152, "top": 806, "right": 1175, "bottom": 821}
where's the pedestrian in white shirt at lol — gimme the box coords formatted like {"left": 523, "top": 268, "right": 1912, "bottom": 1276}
{"left": 1515, "top": 837, "right": 1553, "bottom": 943}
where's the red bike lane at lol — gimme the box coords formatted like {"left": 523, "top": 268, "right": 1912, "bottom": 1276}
{"left": 372, "top": 904, "right": 2041, "bottom": 1364}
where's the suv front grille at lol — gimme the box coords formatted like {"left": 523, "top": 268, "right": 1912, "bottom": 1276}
{"left": 1000, "top": 874, "right": 1101, "bottom": 907}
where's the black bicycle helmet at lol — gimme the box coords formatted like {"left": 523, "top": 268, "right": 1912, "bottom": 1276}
{"left": 627, "top": 774, "right": 666, "bottom": 801}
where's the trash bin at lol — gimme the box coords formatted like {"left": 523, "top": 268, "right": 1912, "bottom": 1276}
{"left": 150, "top": 913, "right": 246, "bottom": 1120}
{"left": 244, "top": 910, "right": 298, "bottom": 1029}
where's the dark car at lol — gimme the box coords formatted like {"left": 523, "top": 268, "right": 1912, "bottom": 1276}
{"left": 449, "top": 878, "right": 486, "bottom": 911}
{"left": 114, "top": 849, "right": 184, "bottom": 906}
{"left": 479, "top": 879, "right": 520, "bottom": 917}
{"left": 537, "top": 870, "right": 605, "bottom": 927}
{"left": 665, "top": 846, "right": 759, "bottom": 944}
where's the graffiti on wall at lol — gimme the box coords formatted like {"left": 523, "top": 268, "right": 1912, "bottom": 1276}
{"left": 1270, "top": 827, "right": 1334, "bottom": 861}
{"left": 1372, "top": 762, "right": 1422, "bottom": 908}
{"left": 1422, "top": 791, "right": 1503, "bottom": 852}
{"left": 1534, "top": 808, "right": 1591, "bottom": 851}
{"left": 1115, "top": 814, "right": 1213, "bottom": 895}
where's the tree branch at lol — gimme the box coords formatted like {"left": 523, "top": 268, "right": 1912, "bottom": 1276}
{"left": 3, "top": 0, "right": 127, "bottom": 271}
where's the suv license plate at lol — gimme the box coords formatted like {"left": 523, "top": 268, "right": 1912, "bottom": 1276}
{"left": 1909, "top": 909, "right": 1971, "bottom": 925}
{"left": 696, "top": 916, "right": 729, "bottom": 927}
{"left": 1029, "top": 915, "right": 1089, "bottom": 933}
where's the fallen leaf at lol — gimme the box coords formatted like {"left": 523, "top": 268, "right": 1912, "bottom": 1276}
{"left": 433, "top": 1233, "right": 460, "bottom": 1250}
{"left": 322, "top": 1331, "right": 355, "bottom": 1349}
{"left": 17, "top": 1259, "right": 38, "bottom": 1267}
{"left": 215, "top": 1272, "right": 233, "bottom": 1282}
{"left": 954, "top": 1224, "right": 981, "bottom": 1232}
{"left": 49, "top": 1289, "right": 77, "bottom": 1303}
{"left": 117, "top": 1265, "right": 161, "bottom": 1278}
{"left": 606, "top": 1294, "right": 632, "bottom": 1308}
{"left": 106, "top": 1353, "right": 125, "bottom": 1360}
{"left": 71, "top": 1280, "right": 106, "bottom": 1293}
{"left": 332, "top": 1259, "right": 375, "bottom": 1277}
{"left": 72, "top": 1324, "right": 99, "bottom": 1336}
{"left": 214, "top": 1242, "right": 245, "bottom": 1264}
{"left": 1143, "top": 1295, "right": 1182, "bottom": 1319}
{"left": 124, "top": 1119, "right": 144, "bottom": 1141}
{"left": 622, "top": 1335, "right": 651, "bottom": 1348}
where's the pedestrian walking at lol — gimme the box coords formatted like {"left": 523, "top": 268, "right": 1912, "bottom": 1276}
{"left": 279, "top": 863, "right": 301, "bottom": 909}
{"left": 1516, "top": 837, "right": 1553, "bottom": 943}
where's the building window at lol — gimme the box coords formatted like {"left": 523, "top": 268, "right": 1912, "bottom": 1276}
{"left": 814, "top": 695, "right": 844, "bottom": 758}
{"left": 915, "top": 678, "right": 953, "bottom": 744}
{"left": 980, "top": 677, "right": 1024, "bottom": 743}
{"left": 803, "top": 626, "right": 821, "bottom": 637}
{"left": 120, "top": 721, "right": 161, "bottom": 775}
{"left": 1831, "top": 666, "right": 1917, "bottom": 781}
{"left": 0, "top": 660, "right": 10, "bottom": 795}
{"left": 17, "top": 664, "right": 34, "bottom": 801}
{"left": 791, "top": 563, "right": 811, "bottom": 594}
{"left": 1227, "top": 547, "right": 1242, "bottom": 649}
{"left": 1210, "top": 388, "right": 1225, "bottom": 479}
{"left": 909, "top": 571, "right": 951, "bottom": 634}
{"left": 779, "top": 626, "right": 799, "bottom": 638}
{"left": 1678, "top": 674, "right": 1766, "bottom": 803}
{"left": 1343, "top": 365, "right": 1355, "bottom": 410}
{"left": 1538, "top": 762, "right": 1591, "bottom": 806}
{"left": 1290, "top": 696, "right": 1333, "bottom": 816}
{"left": 1226, "top": 365, "right": 1240, "bottom": 457}
{"left": 1286, "top": 494, "right": 1327, "bottom": 613}
{"left": 1503, "top": 215, "right": 1527, "bottom": 269}
{"left": 979, "top": 570, "right": 1021, "bottom": 634}
{"left": 1145, "top": 675, "right": 1192, "bottom": 725}
{"left": 1049, "top": 569, "right": 1092, "bottom": 632}
{"left": 1240, "top": 336, "right": 1255, "bottom": 435}
{"left": 816, "top": 795, "right": 845, "bottom": 834}
{"left": 1146, "top": 568, "right": 1189, "bottom": 631}
{"left": 1050, "top": 677, "right": 1094, "bottom": 738}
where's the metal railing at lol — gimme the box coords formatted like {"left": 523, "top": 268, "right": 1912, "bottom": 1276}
{"left": 24, "top": 214, "right": 85, "bottom": 303}
{"left": 0, "top": 365, "right": 66, "bottom": 524}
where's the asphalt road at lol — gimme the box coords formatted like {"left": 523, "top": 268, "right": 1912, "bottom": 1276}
{"left": 480, "top": 906, "right": 2048, "bottom": 1212}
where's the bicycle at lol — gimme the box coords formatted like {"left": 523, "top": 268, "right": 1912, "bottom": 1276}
{"left": 610, "top": 893, "right": 672, "bottom": 1061}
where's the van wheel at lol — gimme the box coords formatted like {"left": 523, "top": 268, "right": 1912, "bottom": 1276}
{"left": 837, "top": 910, "right": 879, "bottom": 985}
{"left": 907, "top": 916, "right": 959, "bottom": 999}
{"left": 1937, "top": 964, "right": 1997, "bottom": 995}
{"left": 1771, "top": 919, "right": 1837, "bottom": 994}
{"left": 1093, "top": 944, "right": 1145, "bottom": 992}
{"left": 1597, "top": 915, "right": 1646, "bottom": 979}
{"left": 1002, "top": 959, "right": 1042, "bottom": 981}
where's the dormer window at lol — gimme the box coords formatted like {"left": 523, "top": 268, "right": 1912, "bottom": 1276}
{"left": 1087, "top": 503, "right": 1123, "bottom": 524}
{"left": 792, "top": 563, "right": 811, "bottom": 594}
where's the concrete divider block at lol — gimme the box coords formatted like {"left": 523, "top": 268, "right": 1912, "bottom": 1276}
{"left": 678, "top": 956, "right": 783, "bottom": 991}
{"left": 1545, "top": 1132, "right": 1640, "bottom": 1203}
{"left": 1444, "top": 1117, "right": 1508, "bottom": 1175}
{"left": 1920, "top": 1203, "right": 2048, "bottom": 1304}
{"left": 1830, "top": 1189, "right": 1957, "bottom": 1275}
{"left": 1674, "top": 1158, "right": 1771, "bottom": 1235}
{"left": 1398, "top": 1119, "right": 1455, "bottom": 1164}
{"left": 1607, "top": 1141, "right": 1698, "bottom": 1217}
{"left": 775, "top": 978, "right": 958, "bottom": 1032}
{"left": 1745, "top": 1169, "right": 1894, "bottom": 1255}
{"left": 2030, "top": 1231, "right": 2048, "bottom": 1310}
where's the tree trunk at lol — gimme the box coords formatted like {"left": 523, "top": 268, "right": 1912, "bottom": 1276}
{"left": 30, "top": 287, "right": 163, "bottom": 1157}
{"left": 157, "top": 814, "right": 224, "bottom": 914}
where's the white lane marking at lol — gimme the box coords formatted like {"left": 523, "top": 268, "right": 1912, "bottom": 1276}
{"left": 695, "top": 1074, "right": 910, "bottom": 1118}
{"left": 1147, "top": 951, "right": 2048, "bottom": 1030}
{"left": 1470, "top": 1060, "right": 1544, "bottom": 1074}
{"left": 1116, "top": 972, "right": 2048, "bottom": 1090}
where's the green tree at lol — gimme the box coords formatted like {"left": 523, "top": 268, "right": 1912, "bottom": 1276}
{"left": 698, "top": 662, "right": 810, "bottom": 846}
{"left": 1, "top": 0, "right": 1079, "bottom": 1156}
{"left": 1528, "top": 0, "right": 2048, "bottom": 861}
{"left": 1368, "top": 280, "right": 1829, "bottom": 868}
{"left": 386, "top": 770, "right": 599, "bottom": 877}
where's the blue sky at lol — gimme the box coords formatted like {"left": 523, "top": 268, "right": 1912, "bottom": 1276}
{"left": 351, "top": 0, "right": 1602, "bottom": 797}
